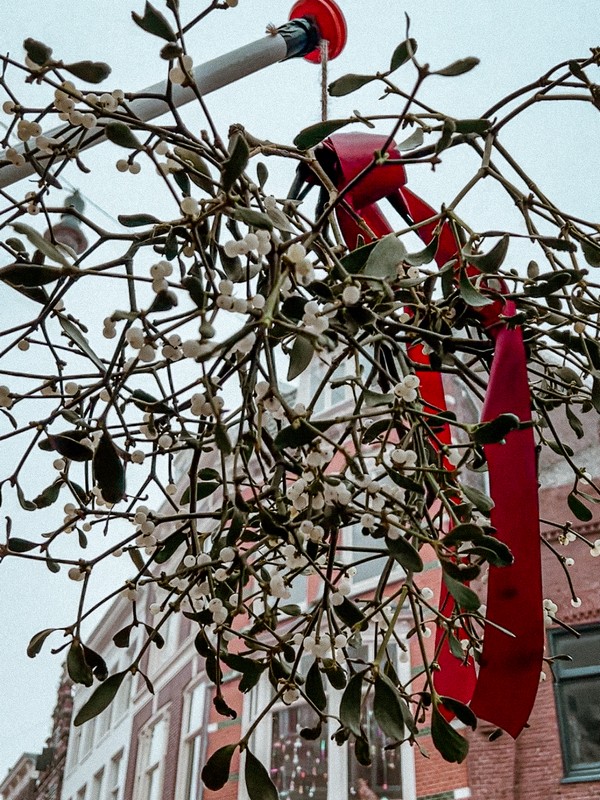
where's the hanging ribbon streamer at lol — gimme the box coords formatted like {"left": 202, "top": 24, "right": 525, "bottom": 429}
{"left": 302, "top": 133, "right": 543, "bottom": 737}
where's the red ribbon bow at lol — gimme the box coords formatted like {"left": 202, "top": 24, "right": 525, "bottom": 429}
{"left": 314, "top": 133, "right": 544, "bottom": 737}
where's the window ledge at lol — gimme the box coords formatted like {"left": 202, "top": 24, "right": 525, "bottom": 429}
{"left": 561, "top": 773, "right": 600, "bottom": 784}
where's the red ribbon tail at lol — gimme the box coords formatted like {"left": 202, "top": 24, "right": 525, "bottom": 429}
{"left": 469, "top": 322, "right": 544, "bottom": 737}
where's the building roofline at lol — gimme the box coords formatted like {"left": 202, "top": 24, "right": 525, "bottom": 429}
{"left": 0, "top": 752, "right": 40, "bottom": 794}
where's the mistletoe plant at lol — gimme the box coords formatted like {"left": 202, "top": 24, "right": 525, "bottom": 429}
{"left": 1, "top": 2, "right": 600, "bottom": 795}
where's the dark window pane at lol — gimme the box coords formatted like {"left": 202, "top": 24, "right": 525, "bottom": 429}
{"left": 553, "top": 631, "right": 600, "bottom": 672}
{"left": 550, "top": 627, "right": 600, "bottom": 779}
{"left": 559, "top": 675, "right": 600, "bottom": 768}
{"left": 271, "top": 705, "right": 327, "bottom": 800}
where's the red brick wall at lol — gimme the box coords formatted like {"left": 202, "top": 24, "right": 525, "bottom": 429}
{"left": 467, "top": 481, "right": 600, "bottom": 800}
{"left": 203, "top": 677, "right": 243, "bottom": 800}
{"left": 414, "top": 732, "right": 470, "bottom": 796}
{"left": 159, "top": 662, "right": 193, "bottom": 799}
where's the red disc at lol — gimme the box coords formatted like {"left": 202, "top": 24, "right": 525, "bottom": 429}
{"left": 289, "top": 0, "right": 347, "bottom": 62}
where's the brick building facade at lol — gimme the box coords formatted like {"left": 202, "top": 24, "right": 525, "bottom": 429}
{"left": 1, "top": 668, "right": 74, "bottom": 800}
{"left": 36, "top": 665, "right": 74, "bottom": 800}
{"left": 113, "top": 562, "right": 473, "bottom": 800}
{"left": 54, "top": 385, "right": 600, "bottom": 800}
{"left": 465, "top": 407, "right": 600, "bottom": 799}
{"left": 54, "top": 534, "right": 600, "bottom": 796}
{"left": 467, "top": 480, "right": 600, "bottom": 800}
{"left": 0, "top": 754, "right": 38, "bottom": 800}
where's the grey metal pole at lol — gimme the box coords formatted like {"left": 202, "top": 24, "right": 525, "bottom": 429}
{"left": 0, "top": 19, "right": 318, "bottom": 190}
{"left": 129, "top": 34, "right": 289, "bottom": 124}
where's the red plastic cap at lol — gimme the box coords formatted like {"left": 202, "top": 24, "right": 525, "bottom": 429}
{"left": 289, "top": 0, "right": 347, "bottom": 62}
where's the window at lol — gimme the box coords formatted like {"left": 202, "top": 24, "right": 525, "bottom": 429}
{"left": 339, "top": 481, "right": 406, "bottom": 592}
{"left": 136, "top": 714, "right": 169, "bottom": 800}
{"left": 111, "top": 673, "right": 132, "bottom": 723}
{"left": 341, "top": 521, "right": 403, "bottom": 589}
{"left": 96, "top": 703, "right": 112, "bottom": 740}
{"left": 549, "top": 625, "right": 600, "bottom": 781}
{"left": 287, "top": 573, "right": 309, "bottom": 607}
{"left": 347, "top": 692, "right": 403, "bottom": 798}
{"left": 67, "top": 724, "right": 82, "bottom": 772}
{"left": 147, "top": 611, "right": 180, "bottom": 677}
{"left": 307, "top": 359, "right": 354, "bottom": 414}
{"left": 271, "top": 704, "right": 328, "bottom": 799}
{"left": 179, "top": 682, "right": 208, "bottom": 800}
{"left": 80, "top": 717, "right": 96, "bottom": 760}
{"left": 243, "top": 641, "right": 415, "bottom": 800}
{"left": 106, "top": 751, "right": 123, "bottom": 800}
{"left": 269, "top": 680, "right": 407, "bottom": 800}
{"left": 76, "top": 786, "right": 87, "bottom": 800}
{"left": 90, "top": 769, "right": 104, "bottom": 800}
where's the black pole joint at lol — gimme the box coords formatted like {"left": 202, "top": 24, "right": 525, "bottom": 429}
{"left": 277, "top": 18, "right": 321, "bottom": 60}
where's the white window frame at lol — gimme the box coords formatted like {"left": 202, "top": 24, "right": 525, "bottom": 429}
{"left": 111, "top": 671, "right": 132, "bottom": 725}
{"left": 90, "top": 768, "right": 104, "bottom": 800}
{"left": 105, "top": 750, "right": 123, "bottom": 800}
{"left": 66, "top": 724, "right": 82, "bottom": 773}
{"left": 239, "top": 630, "right": 416, "bottom": 800}
{"left": 302, "top": 357, "right": 354, "bottom": 414}
{"left": 338, "top": 473, "right": 408, "bottom": 597}
{"left": 79, "top": 716, "right": 96, "bottom": 761}
{"left": 134, "top": 710, "right": 170, "bottom": 800}
{"left": 95, "top": 698, "right": 112, "bottom": 742}
{"left": 175, "top": 679, "right": 209, "bottom": 800}
{"left": 340, "top": 519, "right": 406, "bottom": 596}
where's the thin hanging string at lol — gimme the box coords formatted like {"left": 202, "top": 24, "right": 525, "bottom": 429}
{"left": 320, "top": 39, "right": 329, "bottom": 122}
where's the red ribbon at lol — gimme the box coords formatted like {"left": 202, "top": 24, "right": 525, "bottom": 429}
{"left": 314, "top": 133, "right": 543, "bottom": 737}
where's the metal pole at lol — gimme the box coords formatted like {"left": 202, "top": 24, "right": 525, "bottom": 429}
{"left": 0, "top": 20, "right": 318, "bottom": 190}
{"left": 129, "top": 34, "right": 290, "bottom": 123}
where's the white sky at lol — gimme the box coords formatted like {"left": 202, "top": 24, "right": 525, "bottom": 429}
{"left": 1, "top": 0, "right": 599, "bottom": 777}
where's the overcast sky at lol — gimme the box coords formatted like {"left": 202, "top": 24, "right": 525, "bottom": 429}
{"left": 1, "top": 0, "right": 599, "bottom": 777}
